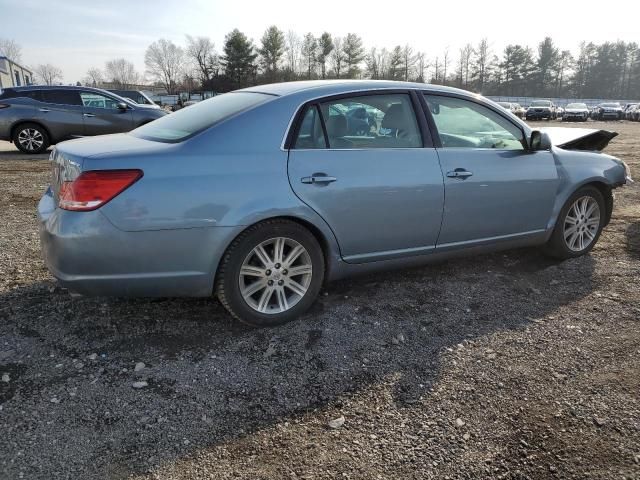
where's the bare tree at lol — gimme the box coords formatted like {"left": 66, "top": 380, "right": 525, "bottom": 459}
{"left": 331, "top": 36, "right": 344, "bottom": 78}
{"left": 83, "top": 68, "right": 103, "bottom": 87}
{"left": 185, "top": 35, "right": 218, "bottom": 86}
{"left": 442, "top": 48, "right": 450, "bottom": 85}
{"left": 300, "top": 33, "right": 317, "bottom": 79}
{"left": 145, "top": 39, "right": 186, "bottom": 94}
{"left": 401, "top": 44, "right": 416, "bottom": 81}
{"left": 284, "top": 30, "right": 301, "bottom": 77}
{"left": 104, "top": 59, "right": 139, "bottom": 88}
{"left": 472, "top": 38, "right": 492, "bottom": 92}
{"left": 0, "top": 38, "right": 22, "bottom": 62}
{"left": 34, "top": 64, "right": 63, "bottom": 85}
{"left": 415, "top": 52, "right": 429, "bottom": 82}
{"left": 457, "top": 43, "right": 474, "bottom": 88}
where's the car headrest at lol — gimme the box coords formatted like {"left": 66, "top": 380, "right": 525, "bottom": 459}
{"left": 381, "top": 103, "right": 410, "bottom": 130}
{"left": 326, "top": 115, "right": 348, "bottom": 137}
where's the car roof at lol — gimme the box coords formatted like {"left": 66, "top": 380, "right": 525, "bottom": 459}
{"left": 11, "top": 85, "right": 114, "bottom": 95}
{"left": 240, "top": 80, "right": 475, "bottom": 98}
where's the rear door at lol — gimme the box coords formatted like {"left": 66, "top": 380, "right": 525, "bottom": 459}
{"left": 39, "top": 89, "right": 85, "bottom": 141}
{"left": 287, "top": 91, "right": 444, "bottom": 263}
{"left": 79, "top": 91, "right": 133, "bottom": 136}
{"left": 423, "top": 93, "right": 558, "bottom": 249}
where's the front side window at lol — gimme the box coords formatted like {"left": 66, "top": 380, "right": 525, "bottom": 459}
{"left": 424, "top": 94, "right": 525, "bottom": 150}
{"left": 81, "top": 92, "right": 121, "bottom": 109}
{"left": 318, "top": 94, "right": 422, "bottom": 149}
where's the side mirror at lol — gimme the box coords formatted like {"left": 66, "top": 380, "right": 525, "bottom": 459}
{"left": 530, "top": 130, "right": 552, "bottom": 151}
{"left": 116, "top": 102, "right": 128, "bottom": 111}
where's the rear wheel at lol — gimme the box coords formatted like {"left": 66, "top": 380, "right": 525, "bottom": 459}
{"left": 543, "top": 186, "right": 605, "bottom": 259}
{"left": 13, "top": 123, "right": 50, "bottom": 154}
{"left": 216, "top": 220, "right": 325, "bottom": 327}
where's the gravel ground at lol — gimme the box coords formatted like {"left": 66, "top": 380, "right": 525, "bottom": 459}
{"left": 0, "top": 122, "right": 639, "bottom": 480}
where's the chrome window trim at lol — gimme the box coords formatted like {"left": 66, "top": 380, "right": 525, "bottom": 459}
{"left": 281, "top": 86, "right": 529, "bottom": 152}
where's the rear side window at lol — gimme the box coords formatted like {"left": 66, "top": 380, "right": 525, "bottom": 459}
{"left": 41, "top": 90, "right": 82, "bottom": 106}
{"left": 0, "top": 90, "right": 43, "bottom": 101}
{"left": 292, "top": 93, "right": 423, "bottom": 149}
{"left": 294, "top": 106, "right": 326, "bottom": 149}
{"left": 131, "top": 92, "right": 273, "bottom": 142}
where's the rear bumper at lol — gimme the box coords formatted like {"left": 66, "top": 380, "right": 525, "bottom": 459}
{"left": 38, "top": 188, "right": 243, "bottom": 297}
{"left": 526, "top": 112, "right": 552, "bottom": 120}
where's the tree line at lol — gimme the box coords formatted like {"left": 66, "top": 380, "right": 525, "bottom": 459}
{"left": 3, "top": 32, "right": 640, "bottom": 99}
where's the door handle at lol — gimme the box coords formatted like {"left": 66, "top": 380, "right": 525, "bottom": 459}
{"left": 446, "top": 169, "right": 473, "bottom": 179}
{"left": 83, "top": 113, "right": 95, "bottom": 118}
{"left": 301, "top": 174, "right": 337, "bottom": 185}
{"left": 39, "top": 108, "right": 50, "bottom": 113}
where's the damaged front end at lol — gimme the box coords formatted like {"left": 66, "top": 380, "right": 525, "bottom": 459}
{"left": 540, "top": 127, "right": 632, "bottom": 184}
{"left": 540, "top": 127, "right": 618, "bottom": 151}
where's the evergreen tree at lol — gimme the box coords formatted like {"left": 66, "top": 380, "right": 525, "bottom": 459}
{"left": 316, "top": 32, "right": 334, "bottom": 79}
{"left": 342, "top": 33, "right": 365, "bottom": 78}
{"left": 258, "top": 26, "right": 285, "bottom": 82}
{"left": 222, "top": 29, "right": 257, "bottom": 89}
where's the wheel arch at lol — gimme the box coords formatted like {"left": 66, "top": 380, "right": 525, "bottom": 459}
{"left": 10, "top": 120, "right": 53, "bottom": 145}
{"left": 548, "top": 178, "right": 614, "bottom": 235}
{"left": 212, "top": 214, "right": 340, "bottom": 293}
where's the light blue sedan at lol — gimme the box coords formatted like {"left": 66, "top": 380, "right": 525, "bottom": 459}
{"left": 38, "top": 81, "right": 632, "bottom": 326}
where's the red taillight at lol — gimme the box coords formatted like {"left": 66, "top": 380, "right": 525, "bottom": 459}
{"left": 59, "top": 169, "right": 143, "bottom": 211}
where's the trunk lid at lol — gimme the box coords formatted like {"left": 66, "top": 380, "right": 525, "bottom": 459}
{"left": 539, "top": 127, "right": 618, "bottom": 151}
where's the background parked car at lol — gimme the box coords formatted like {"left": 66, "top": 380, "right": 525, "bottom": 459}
{"left": 623, "top": 103, "right": 638, "bottom": 119}
{"left": 497, "top": 101, "right": 518, "bottom": 116}
{"left": 0, "top": 86, "right": 166, "bottom": 153}
{"left": 512, "top": 103, "right": 526, "bottom": 118}
{"left": 107, "top": 89, "right": 161, "bottom": 109}
{"left": 631, "top": 104, "right": 640, "bottom": 121}
{"left": 525, "top": 100, "right": 557, "bottom": 120}
{"left": 563, "top": 102, "right": 590, "bottom": 122}
{"left": 593, "top": 102, "right": 623, "bottom": 120}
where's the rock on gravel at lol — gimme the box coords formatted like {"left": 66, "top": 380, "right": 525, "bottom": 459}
{"left": 327, "top": 416, "right": 345, "bottom": 429}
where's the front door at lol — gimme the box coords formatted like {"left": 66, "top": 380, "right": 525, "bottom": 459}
{"left": 288, "top": 92, "right": 444, "bottom": 263}
{"left": 80, "top": 91, "right": 133, "bottom": 136}
{"left": 423, "top": 94, "right": 559, "bottom": 248}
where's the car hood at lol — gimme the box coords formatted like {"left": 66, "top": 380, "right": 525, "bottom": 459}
{"left": 539, "top": 127, "right": 618, "bottom": 151}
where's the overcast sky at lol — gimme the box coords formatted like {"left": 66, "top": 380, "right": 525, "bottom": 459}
{"left": 1, "top": 0, "right": 638, "bottom": 82}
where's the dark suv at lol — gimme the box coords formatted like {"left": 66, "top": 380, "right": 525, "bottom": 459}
{"left": 0, "top": 86, "right": 166, "bottom": 153}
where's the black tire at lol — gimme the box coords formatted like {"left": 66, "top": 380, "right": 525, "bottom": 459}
{"left": 13, "top": 123, "right": 50, "bottom": 154}
{"left": 216, "top": 219, "right": 325, "bottom": 327}
{"left": 543, "top": 186, "right": 606, "bottom": 259}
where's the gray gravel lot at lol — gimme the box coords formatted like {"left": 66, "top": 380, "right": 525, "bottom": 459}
{"left": 0, "top": 123, "right": 639, "bottom": 480}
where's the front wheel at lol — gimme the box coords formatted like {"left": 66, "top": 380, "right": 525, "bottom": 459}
{"left": 216, "top": 220, "right": 325, "bottom": 326}
{"left": 13, "top": 123, "right": 50, "bottom": 154}
{"left": 543, "top": 186, "right": 605, "bottom": 259}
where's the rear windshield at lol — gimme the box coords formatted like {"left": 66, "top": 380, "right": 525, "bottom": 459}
{"left": 131, "top": 92, "right": 273, "bottom": 142}
{"left": 531, "top": 101, "right": 551, "bottom": 107}
{"left": 601, "top": 103, "right": 620, "bottom": 108}
{"left": 567, "top": 103, "right": 587, "bottom": 109}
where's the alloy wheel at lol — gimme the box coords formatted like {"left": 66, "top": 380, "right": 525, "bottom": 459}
{"left": 563, "top": 196, "right": 601, "bottom": 252}
{"left": 239, "top": 237, "right": 313, "bottom": 314}
{"left": 17, "top": 128, "right": 44, "bottom": 152}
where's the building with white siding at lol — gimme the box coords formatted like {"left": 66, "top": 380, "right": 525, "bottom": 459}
{"left": 0, "top": 56, "right": 33, "bottom": 89}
